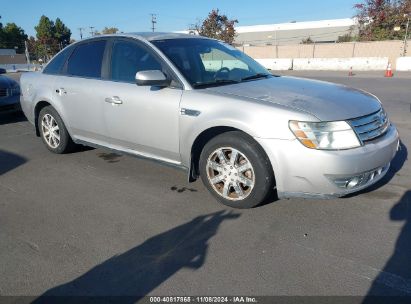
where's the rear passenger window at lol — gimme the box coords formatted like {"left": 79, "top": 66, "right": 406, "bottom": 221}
{"left": 67, "top": 40, "right": 106, "bottom": 78}
{"left": 110, "top": 40, "right": 162, "bottom": 83}
{"left": 43, "top": 46, "right": 73, "bottom": 75}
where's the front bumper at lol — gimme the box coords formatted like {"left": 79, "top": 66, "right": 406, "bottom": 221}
{"left": 256, "top": 124, "right": 400, "bottom": 199}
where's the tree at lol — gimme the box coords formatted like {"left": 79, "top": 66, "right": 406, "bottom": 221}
{"left": 0, "top": 20, "right": 27, "bottom": 53}
{"left": 26, "top": 35, "right": 46, "bottom": 62}
{"left": 102, "top": 27, "right": 119, "bottom": 34}
{"left": 34, "top": 15, "right": 72, "bottom": 60}
{"left": 26, "top": 36, "right": 38, "bottom": 61}
{"left": 337, "top": 33, "right": 356, "bottom": 42}
{"left": 196, "top": 9, "right": 238, "bottom": 44}
{"left": 354, "top": 0, "right": 410, "bottom": 41}
{"left": 0, "top": 16, "right": 6, "bottom": 51}
{"left": 337, "top": 25, "right": 358, "bottom": 42}
{"left": 35, "top": 15, "right": 55, "bottom": 43}
{"left": 35, "top": 15, "right": 56, "bottom": 58}
{"left": 0, "top": 17, "right": 6, "bottom": 49}
{"left": 301, "top": 36, "right": 314, "bottom": 44}
{"left": 54, "top": 18, "right": 71, "bottom": 48}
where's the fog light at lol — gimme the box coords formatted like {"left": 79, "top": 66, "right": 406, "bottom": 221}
{"left": 327, "top": 164, "right": 389, "bottom": 190}
{"left": 346, "top": 177, "right": 360, "bottom": 189}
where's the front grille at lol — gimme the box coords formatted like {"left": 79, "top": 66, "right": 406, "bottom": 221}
{"left": 349, "top": 108, "right": 389, "bottom": 143}
{"left": 0, "top": 88, "right": 8, "bottom": 98}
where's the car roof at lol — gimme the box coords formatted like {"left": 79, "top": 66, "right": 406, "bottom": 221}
{"left": 80, "top": 32, "right": 210, "bottom": 42}
{"left": 129, "top": 32, "right": 207, "bottom": 41}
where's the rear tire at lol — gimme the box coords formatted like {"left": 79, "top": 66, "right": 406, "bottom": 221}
{"left": 199, "top": 131, "right": 275, "bottom": 209}
{"left": 38, "top": 106, "right": 75, "bottom": 154}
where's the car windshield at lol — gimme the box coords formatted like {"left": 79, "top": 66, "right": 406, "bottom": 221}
{"left": 151, "top": 38, "right": 271, "bottom": 88}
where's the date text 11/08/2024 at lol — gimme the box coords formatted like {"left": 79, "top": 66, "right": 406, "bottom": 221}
{"left": 149, "top": 296, "right": 258, "bottom": 303}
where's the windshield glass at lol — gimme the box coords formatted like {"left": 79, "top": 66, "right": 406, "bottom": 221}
{"left": 151, "top": 38, "right": 271, "bottom": 88}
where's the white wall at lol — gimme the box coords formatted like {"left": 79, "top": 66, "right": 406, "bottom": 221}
{"left": 396, "top": 57, "right": 411, "bottom": 71}
{"left": 255, "top": 57, "right": 389, "bottom": 71}
{"left": 255, "top": 59, "right": 293, "bottom": 71}
{"left": 292, "top": 57, "right": 388, "bottom": 71}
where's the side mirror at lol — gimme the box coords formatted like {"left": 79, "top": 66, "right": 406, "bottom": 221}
{"left": 135, "top": 70, "right": 170, "bottom": 87}
{"left": 0, "top": 68, "right": 6, "bottom": 74}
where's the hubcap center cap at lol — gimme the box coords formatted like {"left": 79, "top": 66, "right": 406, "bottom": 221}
{"left": 223, "top": 165, "right": 239, "bottom": 181}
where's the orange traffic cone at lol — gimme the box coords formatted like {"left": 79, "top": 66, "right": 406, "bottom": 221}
{"left": 348, "top": 67, "right": 354, "bottom": 76}
{"left": 385, "top": 62, "right": 393, "bottom": 77}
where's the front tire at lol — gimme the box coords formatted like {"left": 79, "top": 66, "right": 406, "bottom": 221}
{"left": 38, "top": 106, "right": 75, "bottom": 154}
{"left": 199, "top": 131, "right": 275, "bottom": 209}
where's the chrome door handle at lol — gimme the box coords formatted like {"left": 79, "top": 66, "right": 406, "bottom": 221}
{"left": 56, "top": 88, "right": 67, "bottom": 95}
{"left": 105, "top": 96, "right": 123, "bottom": 105}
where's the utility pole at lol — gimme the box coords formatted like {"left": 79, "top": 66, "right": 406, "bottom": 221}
{"left": 89, "top": 26, "right": 95, "bottom": 37}
{"left": 404, "top": 14, "right": 410, "bottom": 56}
{"left": 24, "top": 40, "right": 30, "bottom": 65}
{"left": 150, "top": 14, "right": 157, "bottom": 32}
{"left": 78, "top": 27, "right": 85, "bottom": 40}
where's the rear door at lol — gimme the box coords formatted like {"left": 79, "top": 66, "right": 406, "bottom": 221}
{"left": 53, "top": 39, "right": 110, "bottom": 144}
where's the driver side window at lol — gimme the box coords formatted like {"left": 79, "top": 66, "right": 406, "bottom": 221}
{"left": 110, "top": 40, "right": 162, "bottom": 83}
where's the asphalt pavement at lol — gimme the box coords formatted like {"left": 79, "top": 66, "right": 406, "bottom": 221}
{"left": 0, "top": 71, "right": 410, "bottom": 299}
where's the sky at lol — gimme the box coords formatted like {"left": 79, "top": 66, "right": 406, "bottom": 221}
{"left": 1, "top": 0, "right": 359, "bottom": 40}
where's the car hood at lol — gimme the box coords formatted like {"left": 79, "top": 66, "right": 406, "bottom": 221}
{"left": 0, "top": 75, "right": 18, "bottom": 88}
{"left": 205, "top": 76, "right": 381, "bottom": 121}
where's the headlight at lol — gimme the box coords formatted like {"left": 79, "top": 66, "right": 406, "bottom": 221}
{"left": 289, "top": 120, "right": 361, "bottom": 150}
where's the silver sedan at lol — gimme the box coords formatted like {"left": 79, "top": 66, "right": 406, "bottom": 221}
{"left": 20, "top": 33, "right": 399, "bottom": 208}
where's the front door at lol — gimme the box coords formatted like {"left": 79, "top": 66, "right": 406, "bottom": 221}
{"left": 103, "top": 39, "right": 183, "bottom": 164}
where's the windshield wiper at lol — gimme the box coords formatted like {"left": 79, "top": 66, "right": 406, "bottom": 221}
{"left": 193, "top": 79, "right": 240, "bottom": 89}
{"left": 241, "top": 73, "right": 271, "bottom": 82}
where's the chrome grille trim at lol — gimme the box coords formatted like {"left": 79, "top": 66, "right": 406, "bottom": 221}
{"left": 349, "top": 109, "right": 389, "bottom": 143}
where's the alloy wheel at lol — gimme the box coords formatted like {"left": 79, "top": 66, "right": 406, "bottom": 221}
{"left": 41, "top": 114, "right": 60, "bottom": 149}
{"left": 206, "top": 147, "right": 255, "bottom": 201}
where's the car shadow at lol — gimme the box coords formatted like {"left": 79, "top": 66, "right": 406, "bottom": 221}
{"left": 32, "top": 210, "right": 240, "bottom": 303}
{"left": 69, "top": 145, "right": 95, "bottom": 154}
{"left": 0, "top": 149, "right": 26, "bottom": 175}
{"left": 257, "top": 186, "right": 279, "bottom": 208}
{"left": 363, "top": 190, "right": 411, "bottom": 300}
{"left": 345, "top": 141, "right": 408, "bottom": 198}
{"left": 0, "top": 111, "right": 27, "bottom": 125}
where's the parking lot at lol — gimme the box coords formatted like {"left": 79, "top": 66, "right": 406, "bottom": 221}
{"left": 0, "top": 71, "right": 410, "bottom": 298}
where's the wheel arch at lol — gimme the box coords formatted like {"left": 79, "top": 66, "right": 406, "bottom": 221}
{"left": 34, "top": 100, "right": 72, "bottom": 139}
{"left": 34, "top": 100, "right": 52, "bottom": 137}
{"left": 188, "top": 126, "right": 275, "bottom": 184}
